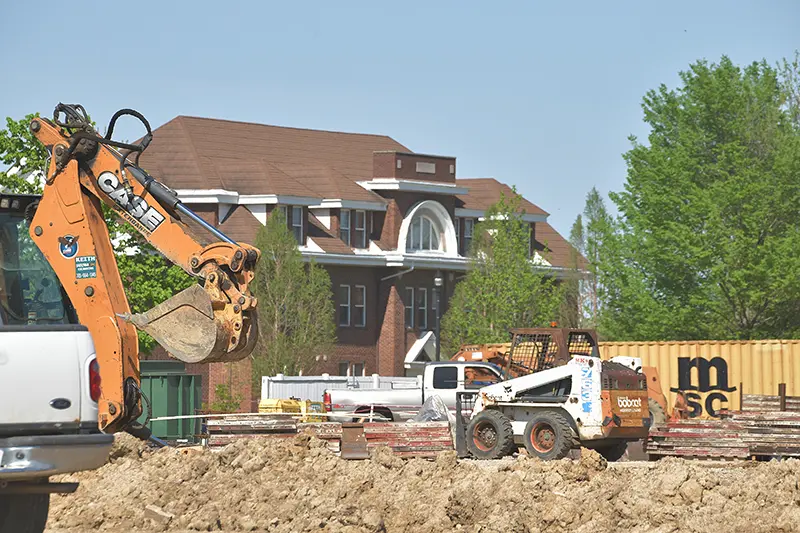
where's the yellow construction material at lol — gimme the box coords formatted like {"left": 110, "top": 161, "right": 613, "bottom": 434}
{"left": 601, "top": 340, "right": 800, "bottom": 419}
{"left": 258, "top": 398, "right": 326, "bottom": 423}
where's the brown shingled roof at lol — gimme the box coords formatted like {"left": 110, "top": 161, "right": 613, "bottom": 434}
{"left": 218, "top": 206, "right": 261, "bottom": 244}
{"left": 308, "top": 214, "right": 354, "bottom": 255}
{"left": 535, "top": 222, "right": 586, "bottom": 270}
{"left": 455, "top": 178, "right": 548, "bottom": 217}
{"left": 279, "top": 165, "right": 386, "bottom": 204}
{"left": 139, "top": 116, "right": 410, "bottom": 194}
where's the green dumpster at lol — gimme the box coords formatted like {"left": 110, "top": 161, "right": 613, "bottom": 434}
{"left": 137, "top": 361, "right": 202, "bottom": 442}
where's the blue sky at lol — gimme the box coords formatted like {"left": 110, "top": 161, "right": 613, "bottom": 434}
{"left": 1, "top": 1, "right": 797, "bottom": 236}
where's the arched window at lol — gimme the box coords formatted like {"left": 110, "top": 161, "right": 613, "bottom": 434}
{"left": 407, "top": 214, "right": 443, "bottom": 252}
{"left": 398, "top": 200, "right": 457, "bottom": 255}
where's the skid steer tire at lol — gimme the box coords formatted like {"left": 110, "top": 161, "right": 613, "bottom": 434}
{"left": 596, "top": 441, "right": 628, "bottom": 462}
{"left": 649, "top": 398, "right": 667, "bottom": 428}
{"left": 0, "top": 493, "right": 50, "bottom": 533}
{"left": 523, "top": 411, "right": 573, "bottom": 461}
{"left": 466, "top": 410, "right": 516, "bottom": 459}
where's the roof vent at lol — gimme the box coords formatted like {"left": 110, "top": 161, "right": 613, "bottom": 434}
{"left": 416, "top": 162, "right": 436, "bottom": 174}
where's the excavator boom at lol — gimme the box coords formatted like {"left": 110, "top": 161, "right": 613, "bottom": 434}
{"left": 27, "top": 104, "right": 260, "bottom": 434}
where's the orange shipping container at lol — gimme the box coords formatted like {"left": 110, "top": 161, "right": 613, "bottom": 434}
{"left": 600, "top": 340, "right": 800, "bottom": 419}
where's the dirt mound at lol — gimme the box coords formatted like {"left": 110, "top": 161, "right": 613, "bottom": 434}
{"left": 47, "top": 438, "right": 800, "bottom": 533}
{"left": 108, "top": 433, "right": 152, "bottom": 461}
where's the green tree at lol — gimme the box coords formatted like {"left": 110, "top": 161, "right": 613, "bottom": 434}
{"left": 560, "top": 214, "right": 584, "bottom": 328}
{"left": 208, "top": 384, "right": 243, "bottom": 413}
{"left": 250, "top": 211, "right": 336, "bottom": 387}
{"left": 441, "top": 191, "right": 564, "bottom": 355}
{"left": 600, "top": 55, "right": 800, "bottom": 341}
{"left": 0, "top": 114, "right": 195, "bottom": 353}
{"left": 0, "top": 114, "right": 47, "bottom": 193}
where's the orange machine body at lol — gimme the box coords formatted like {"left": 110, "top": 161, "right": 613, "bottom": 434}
{"left": 28, "top": 111, "right": 260, "bottom": 434}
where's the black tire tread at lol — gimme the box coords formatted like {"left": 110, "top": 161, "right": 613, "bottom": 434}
{"left": 0, "top": 493, "right": 50, "bottom": 533}
{"left": 523, "top": 411, "right": 574, "bottom": 460}
{"left": 648, "top": 398, "right": 667, "bottom": 427}
{"left": 466, "top": 409, "right": 516, "bottom": 459}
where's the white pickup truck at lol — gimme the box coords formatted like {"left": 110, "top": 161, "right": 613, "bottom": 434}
{"left": 323, "top": 362, "right": 503, "bottom": 422}
{"left": 1, "top": 193, "right": 113, "bottom": 533}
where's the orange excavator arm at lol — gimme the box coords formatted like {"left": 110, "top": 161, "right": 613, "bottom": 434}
{"left": 27, "top": 104, "right": 260, "bottom": 435}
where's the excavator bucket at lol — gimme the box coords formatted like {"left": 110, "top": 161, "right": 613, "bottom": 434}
{"left": 124, "top": 284, "right": 257, "bottom": 363}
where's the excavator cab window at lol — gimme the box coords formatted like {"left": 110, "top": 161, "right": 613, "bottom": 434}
{"left": 0, "top": 195, "right": 77, "bottom": 326}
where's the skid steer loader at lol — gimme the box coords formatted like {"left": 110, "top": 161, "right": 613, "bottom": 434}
{"left": 464, "top": 351, "right": 651, "bottom": 461}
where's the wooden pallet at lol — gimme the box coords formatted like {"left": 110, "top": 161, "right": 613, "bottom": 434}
{"left": 648, "top": 410, "right": 800, "bottom": 459}
{"left": 205, "top": 417, "right": 454, "bottom": 459}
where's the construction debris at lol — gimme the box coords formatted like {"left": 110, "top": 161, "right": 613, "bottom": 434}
{"left": 144, "top": 504, "right": 174, "bottom": 526}
{"left": 46, "top": 433, "right": 800, "bottom": 532}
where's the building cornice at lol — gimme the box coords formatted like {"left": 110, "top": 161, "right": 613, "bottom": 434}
{"left": 309, "top": 199, "right": 388, "bottom": 211}
{"left": 176, "top": 189, "right": 320, "bottom": 206}
{"left": 299, "top": 249, "right": 581, "bottom": 278}
{"left": 454, "top": 207, "right": 548, "bottom": 223}
{"left": 358, "top": 178, "right": 469, "bottom": 196}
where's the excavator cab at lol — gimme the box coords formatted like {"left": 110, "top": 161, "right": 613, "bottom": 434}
{"left": 0, "top": 194, "right": 78, "bottom": 327}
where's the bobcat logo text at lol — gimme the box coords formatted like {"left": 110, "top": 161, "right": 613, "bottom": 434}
{"left": 616, "top": 396, "right": 642, "bottom": 412}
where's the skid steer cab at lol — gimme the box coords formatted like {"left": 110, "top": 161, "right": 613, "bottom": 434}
{"left": 464, "top": 355, "right": 650, "bottom": 461}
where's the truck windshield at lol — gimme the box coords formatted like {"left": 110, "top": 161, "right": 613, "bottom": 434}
{"left": 0, "top": 199, "right": 77, "bottom": 326}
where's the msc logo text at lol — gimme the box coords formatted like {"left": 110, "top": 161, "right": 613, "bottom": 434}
{"left": 670, "top": 356, "right": 736, "bottom": 418}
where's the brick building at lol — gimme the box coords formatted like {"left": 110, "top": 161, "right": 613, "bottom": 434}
{"left": 139, "top": 116, "right": 577, "bottom": 408}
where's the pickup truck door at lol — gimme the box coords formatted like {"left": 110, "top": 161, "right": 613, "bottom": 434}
{"left": 423, "top": 366, "right": 461, "bottom": 408}
{"left": 0, "top": 326, "right": 89, "bottom": 431}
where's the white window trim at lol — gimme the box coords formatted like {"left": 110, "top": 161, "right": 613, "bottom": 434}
{"left": 354, "top": 210, "right": 367, "bottom": 249}
{"left": 405, "top": 287, "right": 414, "bottom": 328}
{"left": 339, "top": 284, "right": 351, "bottom": 327}
{"left": 417, "top": 287, "right": 428, "bottom": 330}
{"left": 340, "top": 209, "right": 351, "bottom": 245}
{"left": 354, "top": 285, "right": 366, "bottom": 328}
{"left": 338, "top": 360, "right": 351, "bottom": 376}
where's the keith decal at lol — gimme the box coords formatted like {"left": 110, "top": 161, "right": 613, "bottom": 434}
{"left": 75, "top": 256, "right": 97, "bottom": 279}
{"left": 97, "top": 171, "right": 165, "bottom": 232}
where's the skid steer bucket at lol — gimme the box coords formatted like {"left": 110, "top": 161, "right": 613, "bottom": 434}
{"left": 123, "top": 284, "right": 257, "bottom": 363}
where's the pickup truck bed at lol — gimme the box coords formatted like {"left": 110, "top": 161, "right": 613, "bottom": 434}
{"left": 325, "top": 362, "right": 503, "bottom": 421}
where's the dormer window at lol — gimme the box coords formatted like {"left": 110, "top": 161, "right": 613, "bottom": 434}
{"left": 340, "top": 209, "right": 351, "bottom": 244}
{"left": 292, "top": 206, "right": 303, "bottom": 243}
{"left": 408, "top": 214, "right": 442, "bottom": 252}
{"left": 354, "top": 210, "right": 367, "bottom": 249}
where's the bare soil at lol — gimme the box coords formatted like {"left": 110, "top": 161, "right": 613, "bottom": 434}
{"left": 45, "top": 433, "right": 800, "bottom": 533}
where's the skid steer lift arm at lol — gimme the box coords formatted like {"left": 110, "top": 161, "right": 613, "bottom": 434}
{"left": 27, "top": 104, "right": 260, "bottom": 435}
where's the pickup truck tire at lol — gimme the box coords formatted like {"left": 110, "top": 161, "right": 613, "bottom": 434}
{"left": 0, "top": 493, "right": 50, "bottom": 533}
{"left": 522, "top": 411, "right": 573, "bottom": 460}
{"left": 466, "top": 409, "right": 515, "bottom": 459}
{"left": 353, "top": 407, "right": 393, "bottom": 423}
